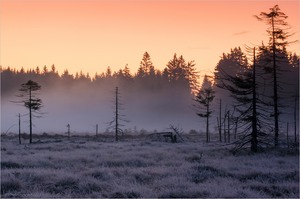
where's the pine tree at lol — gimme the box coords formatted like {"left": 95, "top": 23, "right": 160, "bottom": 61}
{"left": 194, "top": 75, "right": 215, "bottom": 143}
{"left": 214, "top": 47, "right": 248, "bottom": 107}
{"left": 137, "top": 52, "right": 154, "bottom": 78}
{"left": 255, "top": 5, "right": 294, "bottom": 147}
{"left": 166, "top": 53, "right": 199, "bottom": 93}
{"left": 220, "top": 47, "right": 271, "bottom": 152}
{"left": 18, "top": 80, "right": 43, "bottom": 144}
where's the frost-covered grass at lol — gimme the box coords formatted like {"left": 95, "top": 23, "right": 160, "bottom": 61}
{"left": 1, "top": 134, "right": 299, "bottom": 198}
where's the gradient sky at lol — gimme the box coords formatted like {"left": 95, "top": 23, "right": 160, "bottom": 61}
{"left": 1, "top": 0, "right": 299, "bottom": 78}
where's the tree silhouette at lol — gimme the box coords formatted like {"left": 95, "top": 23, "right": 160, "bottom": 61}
{"left": 220, "top": 47, "right": 272, "bottom": 152}
{"left": 122, "top": 64, "right": 132, "bottom": 79}
{"left": 18, "top": 80, "right": 43, "bottom": 144}
{"left": 137, "top": 52, "right": 154, "bottom": 78}
{"left": 166, "top": 53, "right": 199, "bottom": 93}
{"left": 255, "top": 5, "right": 295, "bottom": 147}
{"left": 214, "top": 47, "right": 248, "bottom": 108}
{"left": 194, "top": 75, "right": 215, "bottom": 143}
{"left": 108, "top": 87, "right": 129, "bottom": 141}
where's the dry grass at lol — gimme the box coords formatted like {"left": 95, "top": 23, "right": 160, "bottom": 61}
{"left": 1, "top": 134, "right": 299, "bottom": 198}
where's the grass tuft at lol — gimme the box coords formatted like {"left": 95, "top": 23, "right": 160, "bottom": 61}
{"left": 1, "top": 180, "right": 22, "bottom": 195}
{"left": 110, "top": 191, "right": 141, "bottom": 198}
{"left": 47, "top": 177, "right": 79, "bottom": 194}
{"left": 250, "top": 185, "right": 298, "bottom": 197}
{"left": 191, "top": 165, "right": 231, "bottom": 183}
{"left": 1, "top": 161, "right": 23, "bottom": 169}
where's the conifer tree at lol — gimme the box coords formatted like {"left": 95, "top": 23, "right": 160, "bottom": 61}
{"left": 194, "top": 75, "right": 215, "bottom": 143}
{"left": 220, "top": 47, "right": 271, "bottom": 152}
{"left": 255, "top": 5, "right": 294, "bottom": 147}
{"left": 18, "top": 80, "right": 43, "bottom": 144}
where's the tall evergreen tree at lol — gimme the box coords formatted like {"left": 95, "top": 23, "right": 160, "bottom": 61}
{"left": 137, "top": 52, "right": 154, "bottom": 78}
{"left": 214, "top": 47, "right": 249, "bottom": 110}
{"left": 166, "top": 53, "right": 199, "bottom": 93}
{"left": 255, "top": 5, "right": 294, "bottom": 147}
{"left": 220, "top": 48, "right": 271, "bottom": 152}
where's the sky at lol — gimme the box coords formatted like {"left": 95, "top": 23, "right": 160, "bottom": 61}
{"left": 0, "top": 0, "right": 299, "bottom": 79}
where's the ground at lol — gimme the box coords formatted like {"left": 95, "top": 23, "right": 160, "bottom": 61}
{"left": 1, "top": 134, "right": 299, "bottom": 198}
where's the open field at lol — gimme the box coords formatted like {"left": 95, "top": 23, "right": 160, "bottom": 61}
{"left": 1, "top": 134, "right": 299, "bottom": 198}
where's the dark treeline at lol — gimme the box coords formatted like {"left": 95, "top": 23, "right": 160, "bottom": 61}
{"left": 1, "top": 48, "right": 298, "bottom": 135}
{"left": 1, "top": 52, "right": 201, "bottom": 133}
{"left": 2, "top": 52, "right": 198, "bottom": 96}
{"left": 214, "top": 46, "right": 299, "bottom": 120}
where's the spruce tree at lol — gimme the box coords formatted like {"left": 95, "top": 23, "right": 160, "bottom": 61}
{"left": 18, "top": 80, "right": 43, "bottom": 144}
{"left": 255, "top": 5, "right": 294, "bottom": 147}
{"left": 194, "top": 75, "right": 215, "bottom": 143}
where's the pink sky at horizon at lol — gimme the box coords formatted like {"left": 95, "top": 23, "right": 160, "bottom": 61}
{"left": 0, "top": 0, "right": 299, "bottom": 79}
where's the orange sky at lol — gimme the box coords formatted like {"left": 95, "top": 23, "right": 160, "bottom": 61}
{"left": 0, "top": 0, "right": 299, "bottom": 78}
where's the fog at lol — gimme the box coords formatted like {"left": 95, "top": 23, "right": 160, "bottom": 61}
{"left": 1, "top": 80, "right": 203, "bottom": 135}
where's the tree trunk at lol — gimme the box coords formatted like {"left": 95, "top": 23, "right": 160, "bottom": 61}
{"left": 271, "top": 16, "right": 279, "bottom": 147}
{"left": 219, "top": 99, "right": 222, "bottom": 142}
{"left": 286, "top": 122, "right": 289, "bottom": 148}
{"left": 227, "top": 110, "right": 230, "bottom": 143}
{"left": 206, "top": 100, "right": 209, "bottom": 143}
{"left": 251, "top": 47, "right": 258, "bottom": 152}
{"left": 18, "top": 113, "right": 21, "bottom": 144}
{"left": 67, "top": 124, "right": 70, "bottom": 138}
{"left": 115, "top": 87, "right": 119, "bottom": 142}
{"left": 234, "top": 117, "right": 238, "bottom": 140}
{"left": 294, "top": 94, "right": 298, "bottom": 143}
{"left": 96, "top": 124, "right": 98, "bottom": 137}
{"left": 224, "top": 113, "right": 227, "bottom": 143}
{"left": 29, "top": 86, "right": 32, "bottom": 144}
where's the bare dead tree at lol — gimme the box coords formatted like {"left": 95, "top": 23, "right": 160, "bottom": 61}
{"left": 108, "top": 87, "right": 129, "bottom": 141}
{"left": 67, "top": 124, "right": 70, "bottom": 138}
{"left": 18, "top": 113, "right": 21, "bottom": 144}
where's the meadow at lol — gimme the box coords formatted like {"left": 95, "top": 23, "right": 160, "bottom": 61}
{"left": 1, "top": 133, "right": 299, "bottom": 198}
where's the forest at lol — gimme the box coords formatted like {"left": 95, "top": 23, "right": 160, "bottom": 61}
{"left": 2, "top": 45, "right": 299, "bottom": 142}
{"left": 1, "top": 4, "right": 299, "bottom": 198}
{"left": 1, "top": 4, "right": 299, "bottom": 150}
